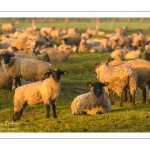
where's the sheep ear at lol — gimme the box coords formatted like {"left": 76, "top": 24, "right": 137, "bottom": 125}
{"left": 11, "top": 53, "right": 15, "bottom": 57}
{"left": 103, "top": 82, "right": 109, "bottom": 87}
{"left": 87, "top": 82, "right": 93, "bottom": 87}
{"left": 61, "top": 71, "right": 68, "bottom": 75}
{"left": 44, "top": 71, "right": 52, "bottom": 77}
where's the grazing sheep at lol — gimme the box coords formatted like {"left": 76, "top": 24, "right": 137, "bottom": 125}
{"left": 13, "top": 68, "right": 68, "bottom": 121}
{"left": 1, "top": 23, "right": 16, "bottom": 33}
{"left": 1, "top": 52, "right": 54, "bottom": 90}
{"left": 92, "top": 62, "right": 137, "bottom": 107}
{"left": 107, "top": 56, "right": 150, "bottom": 103}
{"left": 71, "top": 81, "right": 111, "bottom": 115}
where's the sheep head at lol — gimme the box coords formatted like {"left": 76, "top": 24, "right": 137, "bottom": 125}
{"left": 87, "top": 81, "right": 109, "bottom": 98}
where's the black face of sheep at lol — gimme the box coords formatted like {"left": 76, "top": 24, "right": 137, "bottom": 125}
{"left": 87, "top": 82, "right": 109, "bottom": 98}
{"left": 44, "top": 68, "right": 68, "bottom": 82}
{"left": 2, "top": 53, "right": 15, "bottom": 64}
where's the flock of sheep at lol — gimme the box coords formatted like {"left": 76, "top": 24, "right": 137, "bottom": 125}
{"left": 1, "top": 22, "right": 150, "bottom": 121}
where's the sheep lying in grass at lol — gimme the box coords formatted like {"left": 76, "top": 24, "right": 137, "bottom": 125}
{"left": 107, "top": 56, "right": 150, "bottom": 103}
{"left": 14, "top": 52, "right": 50, "bottom": 62}
{"left": 71, "top": 81, "right": 111, "bottom": 115}
{"left": 92, "top": 62, "right": 137, "bottom": 107}
{"left": 13, "top": 68, "right": 68, "bottom": 121}
{"left": 38, "top": 46, "right": 73, "bottom": 62}
{"left": 125, "top": 48, "right": 141, "bottom": 59}
{"left": 1, "top": 52, "right": 54, "bottom": 90}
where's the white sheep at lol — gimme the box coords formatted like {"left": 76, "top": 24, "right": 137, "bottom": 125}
{"left": 1, "top": 23, "right": 16, "bottom": 33}
{"left": 110, "top": 49, "right": 130, "bottom": 59}
{"left": 13, "top": 68, "right": 68, "bottom": 121}
{"left": 92, "top": 62, "right": 137, "bottom": 107}
{"left": 106, "top": 56, "right": 150, "bottom": 103}
{"left": 71, "top": 81, "right": 111, "bottom": 115}
{"left": 39, "top": 46, "right": 73, "bottom": 62}
{"left": 1, "top": 52, "right": 54, "bottom": 90}
{"left": 14, "top": 52, "right": 50, "bottom": 62}
{"left": 125, "top": 48, "right": 141, "bottom": 59}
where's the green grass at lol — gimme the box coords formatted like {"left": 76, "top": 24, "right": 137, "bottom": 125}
{"left": 1, "top": 52, "right": 150, "bottom": 132}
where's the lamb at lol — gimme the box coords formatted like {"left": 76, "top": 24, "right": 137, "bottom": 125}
{"left": 106, "top": 56, "right": 150, "bottom": 103}
{"left": 13, "top": 68, "right": 68, "bottom": 121}
{"left": 1, "top": 52, "right": 54, "bottom": 90}
{"left": 92, "top": 62, "right": 137, "bottom": 107}
{"left": 71, "top": 81, "right": 111, "bottom": 115}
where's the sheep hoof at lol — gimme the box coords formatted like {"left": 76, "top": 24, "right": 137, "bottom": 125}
{"left": 142, "top": 100, "right": 146, "bottom": 103}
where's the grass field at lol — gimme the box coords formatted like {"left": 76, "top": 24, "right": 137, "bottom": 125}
{"left": 1, "top": 51, "right": 150, "bottom": 132}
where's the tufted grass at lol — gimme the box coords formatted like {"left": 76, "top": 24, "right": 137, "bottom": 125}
{"left": 1, "top": 52, "right": 150, "bottom": 133}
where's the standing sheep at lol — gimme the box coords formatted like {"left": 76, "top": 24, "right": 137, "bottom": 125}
{"left": 71, "top": 81, "right": 111, "bottom": 115}
{"left": 1, "top": 52, "right": 54, "bottom": 90}
{"left": 106, "top": 56, "right": 150, "bottom": 103}
{"left": 92, "top": 62, "right": 137, "bottom": 107}
{"left": 2, "top": 23, "right": 16, "bottom": 33}
{"left": 13, "top": 68, "right": 68, "bottom": 121}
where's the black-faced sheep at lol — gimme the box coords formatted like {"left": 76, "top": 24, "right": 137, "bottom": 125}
{"left": 92, "top": 62, "right": 137, "bottom": 107}
{"left": 13, "top": 68, "right": 68, "bottom": 121}
{"left": 1, "top": 52, "right": 54, "bottom": 90}
{"left": 71, "top": 81, "right": 111, "bottom": 115}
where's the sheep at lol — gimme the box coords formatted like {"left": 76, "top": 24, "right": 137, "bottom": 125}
{"left": 38, "top": 45, "right": 73, "bottom": 62}
{"left": 110, "top": 49, "right": 130, "bottom": 59}
{"left": 125, "top": 48, "right": 141, "bottom": 59}
{"left": 71, "top": 81, "right": 111, "bottom": 115}
{"left": 14, "top": 52, "right": 50, "bottom": 62}
{"left": 1, "top": 52, "right": 54, "bottom": 90}
{"left": 144, "top": 40, "right": 150, "bottom": 61}
{"left": 92, "top": 62, "right": 137, "bottom": 107}
{"left": 11, "top": 37, "right": 37, "bottom": 54}
{"left": 13, "top": 68, "right": 68, "bottom": 121}
{"left": 67, "top": 27, "right": 78, "bottom": 35}
{"left": 61, "top": 34, "right": 81, "bottom": 52}
{"left": 106, "top": 56, "right": 150, "bottom": 103}
{"left": 1, "top": 23, "right": 16, "bottom": 33}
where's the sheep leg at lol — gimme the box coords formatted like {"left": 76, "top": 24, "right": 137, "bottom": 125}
{"left": 142, "top": 88, "right": 146, "bottom": 103}
{"left": 13, "top": 102, "right": 27, "bottom": 121}
{"left": 46, "top": 104, "right": 50, "bottom": 118}
{"left": 51, "top": 101, "right": 57, "bottom": 118}
{"left": 120, "top": 93, "right": 123, "bottom": 107}
{"left": 124, "top": 89, "right": 128, "bottom": 102}
{"left": 130, "top": 92, "right": 135, "bottom": 106}
{"left": 112, "top": 91, "right": 115, "bottom": 105}
{"left": 15, "top": 77, "right": 21, "bottom": 88}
